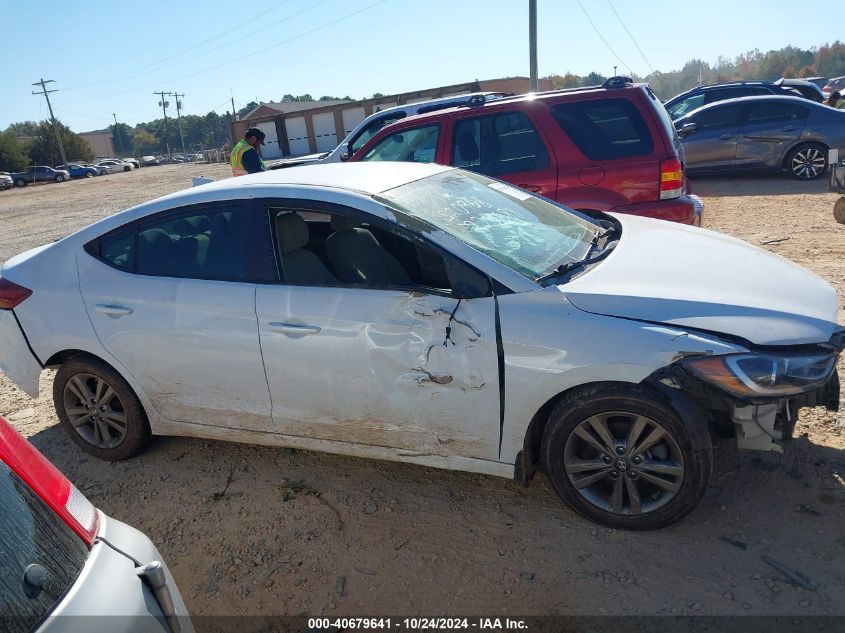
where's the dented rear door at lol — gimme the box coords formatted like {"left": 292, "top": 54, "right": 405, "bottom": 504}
{"left": 255, "top": 286, "right": 501, "bottom": 460}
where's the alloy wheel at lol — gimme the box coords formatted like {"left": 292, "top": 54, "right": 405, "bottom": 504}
{"left": 62, "top": 373, "right": 128, "bottom": 449}
{"left": 563, "top": 412, "right": 685, "bottom": 516}
{"left": 791, "top": 147, "right": 825, "bottom": 179}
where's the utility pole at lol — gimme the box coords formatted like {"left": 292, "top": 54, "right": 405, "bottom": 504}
{"left": 171, "top": 92, "right": 187, "bottom": 156}
{"left": 614, "top": 65, "right": 618, "bottom": 76}
{"left": 528, "top": 0, "right": 538, "bottom": 92}
{"left": 154, "top": 91, "right": 171, "bottom": 159}
{"left": 112, "top": 113, "right": 124, "bottom": 157}
{"left": 32, "top": 78, "right": 68, "bottom": 166}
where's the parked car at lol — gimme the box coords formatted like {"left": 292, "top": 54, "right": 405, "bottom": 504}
{"left": 772, "top": 78, "right": 825, "bottom": 103}
{"left": 10, "top": 166, "right": 71, "bottom": 187}
{"left": 140, "top": 155, "right": 160, "bottom": 167}
{"left": 822, "top": 75, "right": 845, "bottom": 98}
{"left": 0, "top": 172, "right": 13, "bottom": 190}
{"left": 122, "top": 157, "right": 140, "bottom": 169}
{"left": 675, "top": 95, "right": 845, "bottom": 179}
{"left": 0, "top": 414, "right": 193, "bottom": 632}
{"left": 95, "top": 159, "right": 132, "bottom": 174}
{"left": 352, "top": 78, "right": 699, "bottom": 225}
{"left": 664, "top": 81, "right": 821, "bottom": 120}
{"left": 0, "top": 162, "right": 840, "bottom": 529}
{"left": 792, "top": 76, "right": 829, "bottom": 91}
{"left": 56, "top": 163, "right": 99, "bottom": 179}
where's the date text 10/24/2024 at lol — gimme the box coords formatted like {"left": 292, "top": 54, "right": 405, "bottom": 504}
{"left": 308, "top": 618, "right": 529, "bottom": 630}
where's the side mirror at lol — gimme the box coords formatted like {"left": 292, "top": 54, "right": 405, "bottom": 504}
{"left": 339, "top": 143, "right": 351, "bottom": 162}
{"left": 677, "top": 122, "right": 697, "bottom": 137}
{"left": 445, "top": 258, "right": 491, "bottom": 299}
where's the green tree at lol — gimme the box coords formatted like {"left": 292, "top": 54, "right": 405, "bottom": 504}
{"left": 237, "top": 101, "right": 259, "bottom": 118}
{"left": 4, "top": 121, "right": 40, "bottom": 137}
{"left": 0, "top": 131, "right": 29, "bottom": 171}
{"left": 111, "top": 123, "right": 135, "bottom": 156}
{"left": 27, "top": 120, "right": 94, "bottom": 165}
{"left": 132, "top": 129, "right": 159, "bottom": 154}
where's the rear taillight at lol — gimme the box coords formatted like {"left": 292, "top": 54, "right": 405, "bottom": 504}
{"left": 0, "top": 278, "right": 32, "bottom": 309}
{"left": 0, "top": 416, "right": 99, "bottom": 545}
{"left": 660, "top": 157, "right": 683, "bottom": 200}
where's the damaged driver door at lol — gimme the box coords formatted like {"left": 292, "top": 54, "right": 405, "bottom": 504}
{"left": 255, "top": 208, "right": 501, "bottom": 461}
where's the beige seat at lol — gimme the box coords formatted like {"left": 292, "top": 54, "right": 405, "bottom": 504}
{"left": 325, "top": 215, "right": 410, "bottom": 285}
{"left": 274, "top": 213, "right": 337, "bottom": 284}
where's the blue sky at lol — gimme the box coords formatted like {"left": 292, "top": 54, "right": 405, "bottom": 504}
{"left": 3, "top": 0, "right": 841, "bottom": 132}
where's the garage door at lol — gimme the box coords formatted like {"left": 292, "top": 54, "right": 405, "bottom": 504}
{"left": 312, "top": 112, "right": 338, "bottom": 153}
{"left": 285, "top": 116, "right": 310, "bottom": 156}
{"left": 341, "top": 107, "right": 366, "bottom": 136}
{"left": 255, "top": 121, "right": 282, "bottom": 159}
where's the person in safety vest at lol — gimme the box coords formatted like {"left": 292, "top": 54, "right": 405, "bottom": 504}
{"left": 230, "top": 127, "right": 267, "bottom": 176}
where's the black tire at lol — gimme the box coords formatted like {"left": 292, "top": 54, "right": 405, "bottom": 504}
{"left": 123, "top": 166, "right": 130, "bottom": 172}
{"left": 15, "top": 178, "right": 26, "bottom": 187}
{"left": 55, "top": 175, "right": 65, "bottom": 183}
{"left": 53, "top": 356, "right": 151, "bottom": 461}
{"left": 85, "top": 171, "right": 94, "bottom": 178}
{"left": 786, "top": 142, "right": 827, "bottom": 180}
{"left": 541, "top": 383, "right": 712, "bottom": 530}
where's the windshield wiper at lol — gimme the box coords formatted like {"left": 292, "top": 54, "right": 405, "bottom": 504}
{"left": 536, "top": 225, "right": 620, "bottom": 284}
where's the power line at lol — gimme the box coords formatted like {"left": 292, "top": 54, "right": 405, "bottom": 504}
{"left": 606, "top": 0, "right": 655, "bottom": 74}
{"left": 63, "top": 0, "right": 331, "bottom": 94}
{"left": 32, "top": 78, "right": 68, "bottom": 167}
{"left": 574, "top": 0, "right": 634, "bottom": 77}
{"left": 61, "top": 0, "right": 392, "bottom": 105}
{"left": 62, "top": 0, "right": 298, "bottom": 91}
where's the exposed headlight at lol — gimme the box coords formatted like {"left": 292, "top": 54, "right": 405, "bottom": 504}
{"left": 684, "top": 352, "right": 837, "bottom": 397}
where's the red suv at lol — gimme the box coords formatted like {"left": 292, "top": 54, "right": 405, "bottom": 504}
{"left": 352, "top": 78, "right": 701, "bottom": 225}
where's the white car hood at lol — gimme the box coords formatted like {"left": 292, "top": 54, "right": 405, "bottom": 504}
{"left": 561, "top": 214, "right": 839, "bottom": 346}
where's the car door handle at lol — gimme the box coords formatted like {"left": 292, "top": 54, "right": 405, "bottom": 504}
{"left": 95, "top": 304, "right": 133, "bottom": 317}
{"left": 268, "top": 322, "right": 321, "bottom": 335}
{"left": 719, "top": 134, "right": 735, "bottom": 140}
{"left": 518, "top": 184, "right": 542, "bottom": 192}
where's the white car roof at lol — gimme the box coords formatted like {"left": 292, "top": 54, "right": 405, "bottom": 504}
{"left": 195, "top": 162, "right": 453, "bottom": 196}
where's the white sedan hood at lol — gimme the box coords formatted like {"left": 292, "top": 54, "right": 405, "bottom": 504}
{"left": 561, "top": 214, "right": 839, "bottom": 346}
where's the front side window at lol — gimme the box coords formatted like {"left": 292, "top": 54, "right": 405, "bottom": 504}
{"left": 378, "top": 170, "right": 596, "bottom": 280}
{"left": 0, "top": 462, "right": 88, "bottom": 633}
{"left": 451, "top": 111, "right": 550, "bottom": 177}
{"left": 95, "top": 204, "right": 260, "bottom": 281}
{"left": 693, "top": 104, "right": 743, "bottom": 130}
{"left": 551, "top": 98, "right": 654, "bottom": 160}
{"left": 361, "top": 125, "right": 440, "bottom": 163}
{"left": 350, "top": 113, "right": 406, "bottom": 154}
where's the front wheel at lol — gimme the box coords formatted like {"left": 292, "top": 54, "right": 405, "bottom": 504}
{"left": 14, "top": 178, "right": 26, "bottom": 187}
{"left": 541, "top": 384, "right": 712, "bottom": 530}
{"left": 123, "top": 166, "right": 131, "bottom": 172}
{"left": 54, "top": 356, "right": 152, "bottom": 461}
{"left": 85, "top": 171, "right": 94, "bottom": 178}
{"left": 787, "top": 143, "right": 827, "bottom": 180}
{"left": 55, "top": 175, "right": 65, "bottom": 183}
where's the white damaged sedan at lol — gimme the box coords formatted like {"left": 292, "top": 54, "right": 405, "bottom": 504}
{"left": 0, "top": 163, "right": 841, "bottom": 529}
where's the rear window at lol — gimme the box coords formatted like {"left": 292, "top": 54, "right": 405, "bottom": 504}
{"left": 0, "top": 462, "right": 88, "bottom": 633}
{"left": 551, "top": 98, "right": 654, "bottom": 160}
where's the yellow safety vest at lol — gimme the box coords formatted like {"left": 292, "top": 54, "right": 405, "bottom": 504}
{"left": 230, "top": 139, "right": 265, "bottom": 176}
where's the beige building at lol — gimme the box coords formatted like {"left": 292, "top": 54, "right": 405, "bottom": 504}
{"left": 231, "top": 76, "right": 554, "bottom": 159}
{"left": 79, "top": 129, "right": 116, "bottom": 159}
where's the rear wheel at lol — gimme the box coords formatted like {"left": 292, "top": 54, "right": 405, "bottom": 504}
{"left": 54, "top": 357, "right": 151, "bottom": 460}
{"left": 54, "top": 175, "right": 65, "bottom": 183}
{"left": 15, "top": 178, "right": 26, "bottom": 187}
{"left": 123, "top": 166, "right": 131, "bottom": 172}
{"left": 85, "top": 171, "right": 94, "bottom": 178}
{"left": 787, "top": 143, "right": 827, "bottom": 180}
{"left": 541, "top": 384, "right": 712, "bottom": 530}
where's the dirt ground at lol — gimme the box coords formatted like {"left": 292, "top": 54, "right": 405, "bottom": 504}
{"left": 1, "top": 166, "right": 844, "bottom": 620}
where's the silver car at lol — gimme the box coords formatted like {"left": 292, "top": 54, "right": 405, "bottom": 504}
{"left": 0, "top": 415, "right": 193, "bottom": 633}
{"left": 675, "top": 95, "right": 845, "bottom": 180}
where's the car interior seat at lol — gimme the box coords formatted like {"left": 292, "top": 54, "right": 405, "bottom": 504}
{"left": 457, "top": 132, "right": 480, "bottom": 165}
{"left": 274, "top": 213, "right": 338, "bottom": 284}
{"left": 325, "top": 215, "right": 410, "bottom": 286}
{"left": 204, "top": 212, "right": 245, "bottom": 280}
{"left": 138, "top": 228, "right": 178, "bottom": 276}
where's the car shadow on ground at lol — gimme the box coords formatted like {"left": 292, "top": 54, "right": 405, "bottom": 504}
{"left": 689, "top": 174, "right": 833, "bottom": 198}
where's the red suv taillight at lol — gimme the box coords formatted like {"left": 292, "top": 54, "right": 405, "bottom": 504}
{"left": 0, "top": 278, "right": 32, "bottom": 309}
{"left": 659, "top": 157, "right": 683, "bottom": 200}
{"left": 0, "top": 416, "right": 99, "bottom": 545}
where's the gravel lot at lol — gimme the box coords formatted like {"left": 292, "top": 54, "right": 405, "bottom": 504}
{"left": 1, "top": 166, "right": 844, "bottom": 620}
